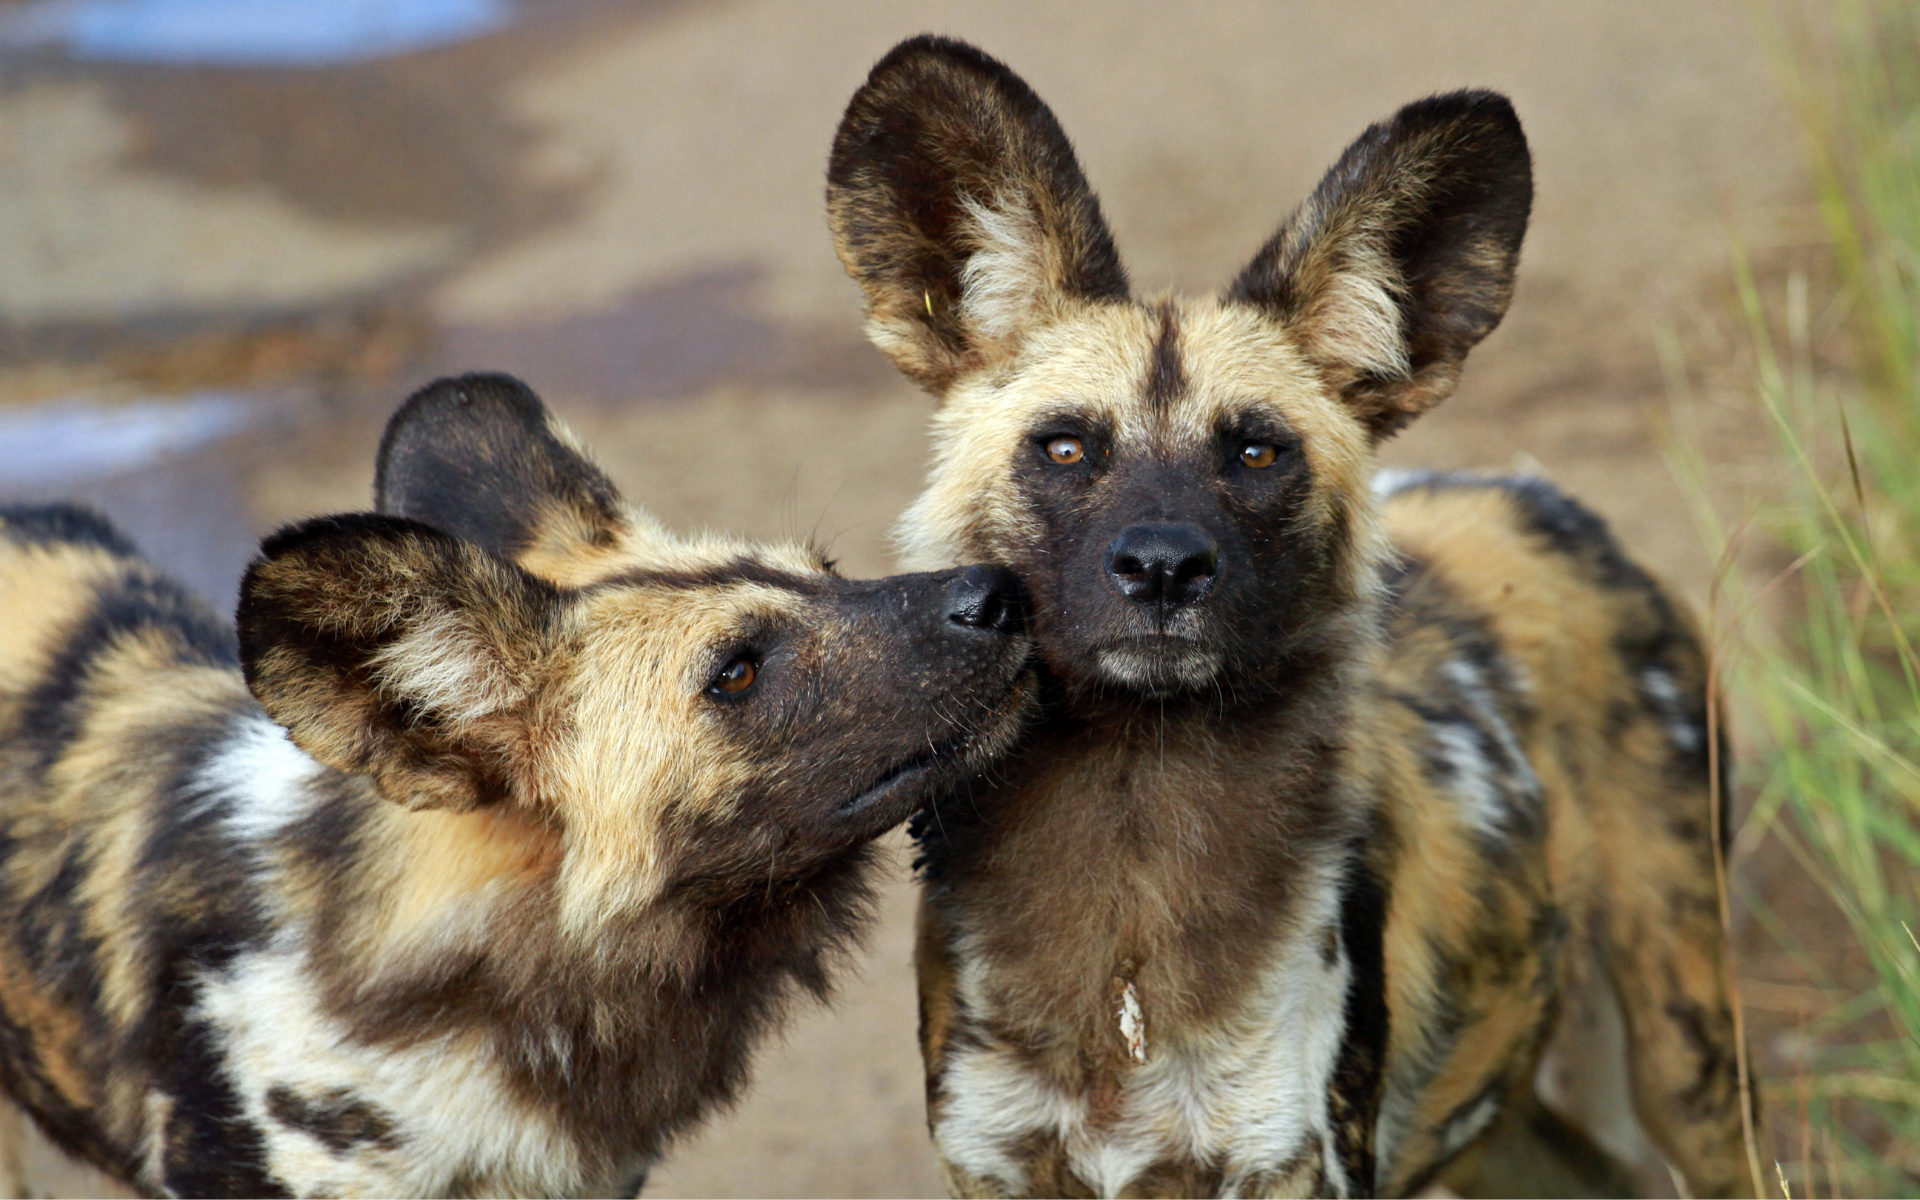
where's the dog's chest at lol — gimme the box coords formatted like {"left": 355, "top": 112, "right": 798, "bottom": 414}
{"left": 931, "top": 884, "right": 1357, "bottom": 1198}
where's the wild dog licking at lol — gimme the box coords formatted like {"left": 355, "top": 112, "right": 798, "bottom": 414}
{"left": 827, "top": 36, "right": 1754, "bottom": 1198}
{"left": 0, "top": 373, "right": 1032, "bottom": 1197}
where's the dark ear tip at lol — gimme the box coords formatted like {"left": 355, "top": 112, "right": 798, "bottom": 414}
{"left": 376, "top": 373, "right": 548, "bottom": 488}
{"left": 1400, "top": 89, "right": 1518, "bottom": 124}
{"left": 866, "top": 33, "right": 1000, "bottom": 81}
{"left": 1396, "top": 89, "right": 1529, "bottom": 156}
{"left": 840, "top": 34, "right": 1034, "bottom": 132}
{"left": 387, "top": 372, "right": 546, "bottom": 432}
{"left": 254, "top": 512, "right": 438, "bottom": 566}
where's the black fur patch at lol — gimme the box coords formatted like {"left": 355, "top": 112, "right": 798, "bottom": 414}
{"left": 1497, "top": 474, "right": 1663, "bottom": 597}
{"left": 1328, "top": 839, "right": 1390, "bottom": 1195}
{"left": 132, "top": 715, "right": 274, "bottom": 979}
{"left": 1144, "top": 302, "right": 1186, "bottom": 411}
{"left": 375, "top": 372, "right": 626, "bottom": 561}
{"left": 158, "top": 1011, "right": 290, "bottom": 1197}
{"left": 267, "top": 1085, "right": 403, "bottom": 1153}
{"left": 0, "top": 504, "right": 139, "bottom": 557}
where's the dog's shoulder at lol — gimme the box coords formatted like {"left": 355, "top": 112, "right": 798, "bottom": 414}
{"left": 0, "top": 503, "right": 249, "bottom": 817}
{"left": 0, "top": 502, "right": 237, "bottom": 688}
{"left": 1375, "top": 470, "right": 1712, "bottom": 784}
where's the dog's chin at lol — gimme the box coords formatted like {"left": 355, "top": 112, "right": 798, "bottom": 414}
{"left": 830, "top": 668, "right": 1035, "bottom": 838}
{"left": 1089, "top": 636, "right": 1223, "bottom": 695}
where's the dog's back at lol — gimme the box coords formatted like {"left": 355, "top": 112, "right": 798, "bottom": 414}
{"left": 1366, "top": 473, "right": 1744, "bottom": 1195}
{"left": 0, "top": 505, "right": 262, "bottom": 1188}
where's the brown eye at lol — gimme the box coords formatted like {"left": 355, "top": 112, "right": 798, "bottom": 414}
{"left": 1046, "top": 436, "right": 1084, "bottom": 464}
{"left": 1241, "top": 442, "right": 1279, "bottom": 469}
{"left": 712, "top": 656, "right": 757, "bottom": 694}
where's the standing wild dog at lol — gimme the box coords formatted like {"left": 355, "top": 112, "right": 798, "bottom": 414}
{"left": 827, "top": 36, "right": 1754, "bottom": 1198}
{"left": 0, "top": 373, "right": 1033, "bottom": 1198}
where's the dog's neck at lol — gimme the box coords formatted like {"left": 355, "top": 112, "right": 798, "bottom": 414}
{"left": 264, "top": 755, "right": 878, "bottom": 1173}
{"left": 917, "top": 611, "right": 1377, "bottom": 1077}
{"left": 914, "top": 618, "right": 1389, "bottom": 1195}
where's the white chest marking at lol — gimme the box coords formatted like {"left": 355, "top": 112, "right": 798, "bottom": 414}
{"left": 1115, "top": 979, "right": 1147, "bottom": 1065}
{"left": 193, "top": 715, "right": 323, "bottom": 844}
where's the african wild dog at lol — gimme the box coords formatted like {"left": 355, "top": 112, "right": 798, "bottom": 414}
{"left": 826, "top": 36, "right": 1754, "bottom": 1198}
{"left": 0, "top": 373, "right": 1033, "bottom": 1198}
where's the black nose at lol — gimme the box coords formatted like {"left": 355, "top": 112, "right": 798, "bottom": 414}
{"left": 945, "top": 564, "right": 1028, "bottom": 635}
{"left": 1106, "top": 523, "right": 1219, "bottom": 608}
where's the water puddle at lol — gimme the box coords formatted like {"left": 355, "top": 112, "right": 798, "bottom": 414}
{"left": 0, "top": 392, "right": 263, "bottom": 609}
{"left": 0, "top": 0, "right": 513, "bottom": 66}
{"left": 0, "top": 393, "right": 252, "bottom": 487}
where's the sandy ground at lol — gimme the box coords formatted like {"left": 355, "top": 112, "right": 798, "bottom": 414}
{"left": 0, "top": 1, "right": 1824, "bottom": 1195}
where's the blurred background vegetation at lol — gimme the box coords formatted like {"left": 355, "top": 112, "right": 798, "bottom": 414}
{"left": 1668, "top": 0, "right": 1920, "bottom": 1192}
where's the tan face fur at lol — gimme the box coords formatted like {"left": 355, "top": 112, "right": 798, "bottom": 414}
{"left": 896, "top": 296, "right": 1386, "bottom": 693}
{"left": 830, "top": 38, "right": 1529, "bottom": 704}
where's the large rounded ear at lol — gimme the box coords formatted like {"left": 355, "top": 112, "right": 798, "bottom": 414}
{"left": 375, "top": 373, "right": 630, "bottom": 565}
{"left": 238, "top": 514, "right": 561, "bottom": 812}
{"left": 1227, "top": 91, "right": 1532, "bottom": 441}
{"left": 827, "top": 35, "right": 1130, "bottom": 395}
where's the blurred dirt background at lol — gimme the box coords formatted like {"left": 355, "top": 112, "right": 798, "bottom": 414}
{"left": 0, "top": 1, "right": 1832, "bottom": 1195}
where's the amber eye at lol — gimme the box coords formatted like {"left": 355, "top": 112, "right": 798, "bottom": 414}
{"left": 711, "top": 656, "right": 757, "bottom": 694}
{"left": 1046, "top": 436, "right": 1085, "bottom": 464}
{"left": 1240, "top": 442, "right": 1280, "bottom": 469}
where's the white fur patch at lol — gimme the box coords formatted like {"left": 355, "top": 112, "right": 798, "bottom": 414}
{"left": 196, "top": 715, "right": 323, "bottom": 844}
{"left": 959, "top": 194, "right": 1053, "bottom": 341}
{"left": 1092, "top": 642, "right": 1222, "bottom": 692}
{"left": 1307, "top": 267, "right": 1408, "bottom": 380}
{"left": 373, "top": 620, "right": 516, "bottom": 725}
{"left": 1438, "top": 1089, "right": 1502, "bottom": 1159}
{"left": 1116, "top": 981, "right": 1147, "bottom": 1065}
{"left": 1369, "top": 467, "right": 1422, "bottom": 497}
{"left": 1430, "top": 656, "right": 1541, "bottom": 841}
{"left": 1427, "top": 721, "right": 1507, "bottom": 840}
{"left": 194, "top": 943, "right": 590, "bottom": 1197}
{"left": 936, "top": 1033, "right": 1082, "bottom": 1195}
{"left": 1639, "top": 666, "right": 1702, "bottom": 755}
{"left": 141, "top": 1091, "right": 170, "bottom": 1192}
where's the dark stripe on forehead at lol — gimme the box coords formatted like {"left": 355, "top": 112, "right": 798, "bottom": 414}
{"left": 1145, "top": 302, "right": 1188, "bottom": 412}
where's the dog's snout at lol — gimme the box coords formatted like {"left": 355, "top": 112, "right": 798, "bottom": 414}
{"left": 945, "top": 564, "right": 1028, "bottom": 636}
{"left": 1106, "top": 523, "right": 1219, "bottom": 609}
